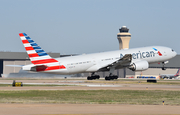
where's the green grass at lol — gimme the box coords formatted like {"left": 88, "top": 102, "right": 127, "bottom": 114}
{"left": 0, "top": 84, "right": 11, "bottom": 87}
{"left": 0, "top": 90, "right": 180, "bottom": 105}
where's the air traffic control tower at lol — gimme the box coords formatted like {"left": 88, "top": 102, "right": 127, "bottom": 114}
{"left": 117, "top": 26, "right": 131, "bottom": 78}
{"left": 117, "top": 26, "right": 131, "bottom": 50}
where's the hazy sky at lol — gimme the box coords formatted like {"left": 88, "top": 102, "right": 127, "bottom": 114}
{"left": 0, "top": 0, "right": 180, "bottom": 55}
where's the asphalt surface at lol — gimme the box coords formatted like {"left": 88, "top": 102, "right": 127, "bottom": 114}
{"left": 0, "top": 104, "right": 180, "bottom": 115}
{"left": 0, "top": 79, "right": 180, "bottom": 91}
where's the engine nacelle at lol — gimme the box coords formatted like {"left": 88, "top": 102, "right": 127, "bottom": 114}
{"left": 129, "top": 60, "right": 149, "bottom": 71}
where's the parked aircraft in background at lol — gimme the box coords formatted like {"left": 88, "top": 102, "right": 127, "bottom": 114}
{"left": 14, "top": 33, "right": 177, "bottom": 80}
{"left": 160, "top": 69, "right": 180, "bottom": 79}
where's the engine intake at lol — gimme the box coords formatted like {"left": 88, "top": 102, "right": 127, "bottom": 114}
{"left": 129, "top": 60, "right": 149, "bottom": 71}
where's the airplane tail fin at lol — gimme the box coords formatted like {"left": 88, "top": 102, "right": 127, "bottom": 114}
{"left": 19, "top": 33, "right": 59, "bottom": 65}
{"left": 175, "top": 69, "right": 180, "bottom": 76}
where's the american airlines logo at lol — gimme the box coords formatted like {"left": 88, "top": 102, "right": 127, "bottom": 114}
{"left": 153, "top": 48, "right": 162, "bottom": 56}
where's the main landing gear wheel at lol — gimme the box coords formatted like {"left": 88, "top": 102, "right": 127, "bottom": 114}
{"left": 105, "top": 75, "right": 118, "bottom": 80}
{"left": 87, "top": 75, "right": 100, "bottom": 80}
{"left": 162, "top": 67, "right": 166, "bottom": 70}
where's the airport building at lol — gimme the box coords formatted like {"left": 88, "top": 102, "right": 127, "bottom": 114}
{"left": 0, "top": 27, "right": 179, "bottom": 78}
{"left": 0, "top": 53, "right": 179, "bottom": 79}
{"left": 0, "top": 52, "right": 61, "bottom": 78}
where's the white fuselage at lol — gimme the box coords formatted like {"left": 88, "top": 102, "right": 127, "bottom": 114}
{"left": 26, "top": 46, "right": 176, "bottom": 75}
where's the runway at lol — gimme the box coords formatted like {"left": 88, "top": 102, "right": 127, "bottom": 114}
{"left": 0, "top": 79, "right": 180, "bottom": 115}
{"left": 1, "top": 104, "right": 180, "bottom": 115}
{"left": 0, "top": 79, "right": 180, "bottom": 91}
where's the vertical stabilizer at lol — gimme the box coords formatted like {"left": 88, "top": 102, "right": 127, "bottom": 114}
{"left": 19, "top": 33, "right": 58, "bottom": 65}
{"left": 175, "top": 69, "right": 180, "bottom": 76}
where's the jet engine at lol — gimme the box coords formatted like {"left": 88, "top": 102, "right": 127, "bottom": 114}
{"left": 129, "top": 60, "right": 149, "bottom": 71}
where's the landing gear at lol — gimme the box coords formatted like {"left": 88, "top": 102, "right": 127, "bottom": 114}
{"left": 105, "top": 75, "right": 118, "bottom": 80}
{"left": 162, "top": 67, "right": 166, "bottom": 70}
{"left": 105, "top": 73, "right": 118, "bottom": 80}
{"left": 87, "top": 73, "right": 100, "bottom": 80}
{"left": 104, "top": 67, "right": 118, "bottom": 80}
{"left": 162, "top": 61, "right": 168, "bottom": 70}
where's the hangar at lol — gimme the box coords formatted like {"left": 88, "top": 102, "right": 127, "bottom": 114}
{"left": 0, "top": 52, "right": 61, "bottom": 78}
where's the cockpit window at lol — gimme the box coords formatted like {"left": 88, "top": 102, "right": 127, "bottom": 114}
{"left": 172, "top": 49, "right": 174, "bottom": 52}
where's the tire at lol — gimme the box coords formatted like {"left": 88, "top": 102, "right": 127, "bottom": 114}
{"left": 110, "top": 76, "right": 114, "bottom": 80}
{"left": 87, "top": 76, "right": 92, "bottom": 80}
{"left": 105, "top": 76, "right": 110, "bottom": 80}
{"left": 96, "top": 75, "right": 100, "bottom": 79}
{"left": 114, "top": 75, "right": 118, "bottom": 79}
{"left": 92, "top": 76, "right": 96, "bottom": 80}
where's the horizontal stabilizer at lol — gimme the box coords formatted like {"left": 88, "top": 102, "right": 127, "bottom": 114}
{"left": 6, "top": 65, "right": 24, "bottom": 67}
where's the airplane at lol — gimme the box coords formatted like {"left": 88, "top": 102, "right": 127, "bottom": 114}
{"left": 16, "top": 33, "right": 177, "bottom": 80}
{"left": 160, "top": 69, "right": 180, "bottom": 79}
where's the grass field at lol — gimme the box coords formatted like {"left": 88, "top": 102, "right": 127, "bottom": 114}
{"left": 0, "top": 90, "right": 180, "bottom": 105}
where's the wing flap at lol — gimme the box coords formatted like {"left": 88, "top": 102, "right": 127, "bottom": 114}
{"left": 98, "top": 54, "right": 132, "bottom": 71}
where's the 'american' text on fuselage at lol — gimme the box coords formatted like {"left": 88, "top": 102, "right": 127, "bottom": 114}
{"left": 120, "top": 51, "right": 155, "bottom": 59}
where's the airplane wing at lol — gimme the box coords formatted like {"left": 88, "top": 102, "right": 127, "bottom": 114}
{"left": 98, "top": 54, "right": 132, "bottom": 71}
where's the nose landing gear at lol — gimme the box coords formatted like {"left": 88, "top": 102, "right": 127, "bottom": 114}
{"left": 162, "top": 61, "right": 168, "bottom": 70}
{"left": 162, "top": 67, "right": 166, "bottom": 70}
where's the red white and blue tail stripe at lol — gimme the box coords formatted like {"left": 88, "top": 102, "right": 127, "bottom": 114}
{"left": 175, "top": 69, "right": 180, "bottom": 76}
{"left": 19, "top": 33, "right": 65, "bottom": 72}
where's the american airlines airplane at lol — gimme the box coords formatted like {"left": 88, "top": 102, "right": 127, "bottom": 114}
{"left": 160, "top": 69, "right": 180, "bottom": 79}
{"left": 18, "top": 33, "right": 177, "bottom": 80}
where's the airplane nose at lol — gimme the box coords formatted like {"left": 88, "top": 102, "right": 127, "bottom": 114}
{"left": 173, "top": 50, "right": 177, "bottom": 57}
{"left": 174, "top": 51, "right": 177, "bottom": 57}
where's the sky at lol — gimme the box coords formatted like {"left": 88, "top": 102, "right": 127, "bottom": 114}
{"left": 0, "top": 0, "right": 180, "bottom": 55}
